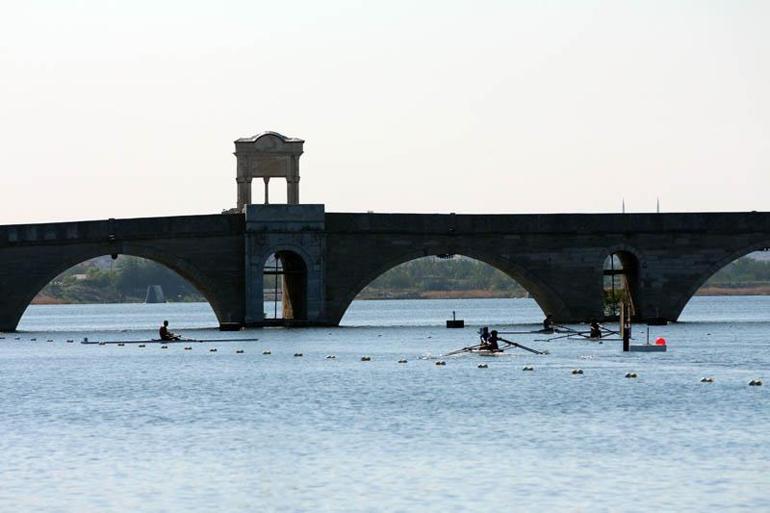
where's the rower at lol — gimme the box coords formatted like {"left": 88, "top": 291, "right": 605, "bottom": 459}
{"left": 543, "top": 314, "right": 555, "bottom": 332}
{"left": 589, "top": 320, "right": 602, "bottom": 338}
{"left": 159, "top": 320, "right": 181, "bottom": 341}
{"left": 479, "top": 326, "right": 490, "bottom": 345}
{"left": 486, "top": 330, "right": 501, "bottom": 352}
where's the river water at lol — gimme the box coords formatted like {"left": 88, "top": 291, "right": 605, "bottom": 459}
{"left": 2, "top": 297, "right": 769, "bottom": 512}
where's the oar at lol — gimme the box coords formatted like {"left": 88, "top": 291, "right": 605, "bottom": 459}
{"left": 568, "top": 331, "right": 596, "bottom": 340}
{"left": 553, "top": 323, "right": 584, "bottom": 333}
{"left": 534, "top": 332, "right": 574, "bottom": 342}
{"left": 497, "top": 330, "right": 543, "bottom": 335}
{"left": 498, "top": 337, "right": 547, "bottom": 355}
{"left": 444, "top": 342, "right": 484, "bottom": 357}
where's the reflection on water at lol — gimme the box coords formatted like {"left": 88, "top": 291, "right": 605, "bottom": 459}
{"left": 2, "top": 296, "right": 769, "bottom": 512}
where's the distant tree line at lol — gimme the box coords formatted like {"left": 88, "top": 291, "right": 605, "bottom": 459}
{"left": 704, "top": 255, "right": 770, "bottom": 288}
{"left": 359, "top": 257, "right": 528, "bottom": 299}
{"left": 34, "top": 253, "right": 770, "bottom": 304}
{"left": 38, "top": 256, "right": 203, "bottom": 303}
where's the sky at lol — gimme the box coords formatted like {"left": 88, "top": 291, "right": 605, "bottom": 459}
{"left": 1, "top": 0, "right": 769, "bottom": 224}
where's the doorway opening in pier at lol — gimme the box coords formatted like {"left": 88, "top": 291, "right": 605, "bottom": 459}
{"left": 342, "top": 255, "right": 543, "bottom": 326}
{"left": 263, "top": 251, "right": 307, "bottom": 322}
{"left": 19, "top": 255, "right": 217, "bottom": 330}
{"left": 603, "top": 252, "right": 639, "bottom": 320}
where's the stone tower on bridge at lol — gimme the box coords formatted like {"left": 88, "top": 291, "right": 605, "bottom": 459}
{"left": 234, "top": 132, "right": 304, "bottom": 210}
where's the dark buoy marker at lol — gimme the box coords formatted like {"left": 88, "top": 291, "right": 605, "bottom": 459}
{"left": 361, "top": 356, "right": 371, "bottom": 362}
{"left": 522, "top": 366, "right": 534, "bottom": 372}
{"left": 236, "top": 349, "right": 244, "bottom": 354}
{"left": 625, "top": 372, "right": 638, "bottom": 378}
{"left": 478, "top": 363, "right": 488, "bottom": 369}
{"left": 325, "top": 355, "right": 336, "bottom": 359}
{"left": 435, "top": 360, "right": 446, "bottom": 366}
{"left": 294, "top": 353, "right": 303, "bottom": 357}
{"left": 700, "top": 377, "right": 714, "bottom": 383}
{"left": 398, "top": 359, "right": 408, "bottom": 364}
{"left": 572, "top": 368, "right": 584, "bottom": 375}
{"left": 263, "top": 350, "right": 272, "bottom": 355}
{"left": 446, "top": 311, "right": 464, "bottom": 329}
{"left": 210, "top": 348, "right": 218, "bottom": 352}
{"left": 749, "top": 379, "right": 763, "bottom": 386}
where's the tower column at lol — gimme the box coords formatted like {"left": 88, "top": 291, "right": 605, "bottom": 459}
{"left": 236, "top": 177, "right": 252, "bottom": 211}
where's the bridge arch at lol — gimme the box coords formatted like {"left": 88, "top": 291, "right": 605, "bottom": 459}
{"left": 672, "top": 241, "right": 770, "bottom": 319}
{"left": 5, "top": 242, "right": 230, "bottom": 331}
{"left": 326, "top": 247, "right": 567, "bottom": 325}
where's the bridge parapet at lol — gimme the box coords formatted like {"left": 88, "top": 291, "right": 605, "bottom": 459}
{"left": 1, "top": 214, "right": 244, "bottom": 247}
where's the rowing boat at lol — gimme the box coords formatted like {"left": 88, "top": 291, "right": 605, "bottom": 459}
{"left": 469, "top": 348, "right": 506, "bottom": 357}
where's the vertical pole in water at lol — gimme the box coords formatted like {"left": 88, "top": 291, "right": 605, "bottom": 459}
{"left": 621, "top": 301, "right": 630, "bottom": 352}
{"left": 274, "top": 254, "right": 279, "bottom": 319}
{"left": 611, "top": 255, "right": 617, "bottom": 317}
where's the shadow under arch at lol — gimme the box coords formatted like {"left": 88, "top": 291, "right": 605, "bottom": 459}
{"left": 13, "top": 242, "right": 227, "bottom": 329}
{"left": 673, "top": 242, "right": 770, "bottom": 319}
{"left": 331, "top": 248, "right": 565, "bottom": 325}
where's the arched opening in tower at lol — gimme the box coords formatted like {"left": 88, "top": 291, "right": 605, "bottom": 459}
{"left": 263, "top": 251, "right": 308, "bottom": 321}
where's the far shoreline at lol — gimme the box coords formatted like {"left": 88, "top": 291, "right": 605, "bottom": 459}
{"left": 30, "top": 287, "right": 770, "bottom": 305}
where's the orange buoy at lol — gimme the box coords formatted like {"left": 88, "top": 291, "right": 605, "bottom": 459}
{"left": 655, "top": 337, "right": 667, "bottom": 346}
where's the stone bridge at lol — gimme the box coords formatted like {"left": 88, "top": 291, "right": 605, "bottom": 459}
{"left": 1, "top": 205, "right": 769, "bottom": 331}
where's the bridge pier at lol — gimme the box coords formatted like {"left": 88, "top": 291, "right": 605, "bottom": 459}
{"left": 243, "top": 205, "right": 327, "bottom": 327}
